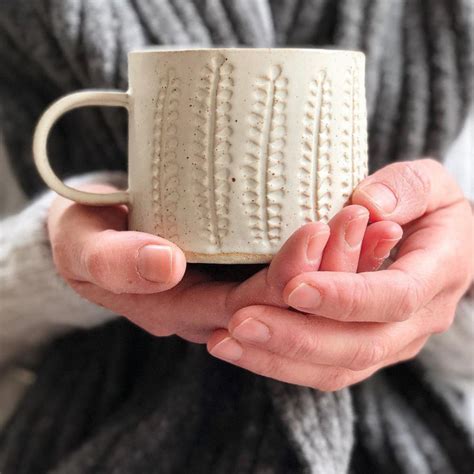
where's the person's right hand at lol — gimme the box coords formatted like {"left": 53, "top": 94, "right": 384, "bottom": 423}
{"left": 48, "top": 183, "right": 402, "bottom": 344}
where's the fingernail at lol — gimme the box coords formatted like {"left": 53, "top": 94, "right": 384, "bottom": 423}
{"left": 210, "top": 338, "right": 243, "bottom": 361}
{"left": 373, "top": 238, "right": 399, "bottom": 259}
{"left": 358, "top": 183, "right": 397, "bottom": 213}
{"left": 288, "top": 283, "right": 321, "bottom": 310}
{"left": 137, "top": 245, "right": 173, "bottom": 283}
{"left": 232, "top": 318, "right": 271, "bottom": 344}
{"left": 307, "top": 232, "right": 328, "bottom": 262}
{"left": 344, "top": 214, "right": 368, "bottom": 248}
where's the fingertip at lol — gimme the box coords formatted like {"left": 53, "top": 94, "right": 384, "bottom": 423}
{"left": 304, "top": 221, "right": 330, "bottom": 235}
{"left": 207, "top": 329, "right": 229, "bottom": 352}
{"left": 228, "top": 305, "right": 268, "bottom": 333}
{"left": 228, "top": 306, "right": 253, "bottom": 332}
{"left": 282, "top": 274, "right": 312, "bottom": 307}
{"left": 136, "top": 243, "right": 186, "bottom": 288}
{"left": 170, "top": 244, "right": 187, "bottom": 282}
{"left": 352, "top": 186, "right": 392, "bottom": 221}
{"left": 386, "top": 221, "right": 403, "bottom": 240}
{"left": 327, "top": 204, "right": 369, "bottom": 235}
{"left": 342, "top": 204, "right": 370, "bottom": 219}
{"left": 381, "top": 223, "right": 403, "bottom": 247}
{"left": 266, "top": 222, "right": 330, "bottom": 288}
{"left": 280, "top": 221, "right": 330, "bottom": 249}
{"left": 358, "top": 221, "right": 402, "bottom": 272}
{"left": 366, "top": 221, "right": 403, "bottom": 241}
{"left": 306, "top": 226, "right": 330, "bottom": 263}
{"left": 80, "top": 230, "right": 186, "bottom": 294}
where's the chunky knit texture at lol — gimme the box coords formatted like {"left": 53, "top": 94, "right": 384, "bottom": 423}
{"left": 0, "top": 1, "right": 473, "bottom": 473}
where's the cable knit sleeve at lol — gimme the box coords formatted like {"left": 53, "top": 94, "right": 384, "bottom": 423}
{"left": 0, "top": 172, "right": 128, "bottom": 367}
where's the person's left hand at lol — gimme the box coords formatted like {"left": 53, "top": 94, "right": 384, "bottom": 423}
{"left": 207, "top": 159, "right": 473, "bottom": 391}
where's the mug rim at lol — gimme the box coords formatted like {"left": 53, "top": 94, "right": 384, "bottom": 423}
{"left": 128, "top": 46, "right": 365, "bottom": 59}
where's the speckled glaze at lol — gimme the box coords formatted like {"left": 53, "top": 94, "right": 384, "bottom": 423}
{"left": 33, "top": 47, "right": 368, "bottom": 263}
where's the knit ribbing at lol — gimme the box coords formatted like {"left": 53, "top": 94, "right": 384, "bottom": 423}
{"left": 269, "top": 381, "right": 354, "bottom": 474}
{"left": 368, "top": 0, "right": 404, "bottom": 170}
{"left": 392, "top": 0, "right": 430, "bottom": 161}
{"left": 350, "top": 364, "right": 474, "bottom": 474}
{"left": 422, "top": 0, "right": 462, "bottom": 156}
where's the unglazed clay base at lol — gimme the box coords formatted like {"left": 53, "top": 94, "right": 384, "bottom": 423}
{"left": 185, "top": 251, "right": 274, "bottom": 264}
{"left": 33, "top": 47, "right": 369, "bottom": 264}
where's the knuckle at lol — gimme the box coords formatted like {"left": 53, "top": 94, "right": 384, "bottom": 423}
{"left": 253, "top": 355, "right": 283, "bottom": 379}
{"left": 148, "top": 323, "right": 175, "bottom": 337}
{"left": 395, "top": 277, "right": 422, "bottom": 321}
{"left": 422, "top": 158, "right": 444, "bottom": 174}
{"left": 458, "top": 197, "right": 473, "bottom": 218}
{"left": 431, "top": 310, "right": 456, "bottom": 334}
{"left": 338, "top": 277, "right": 367, "bottom": 321}
{"left": 317, "top": 369, "right": 353, "bottom": 392}
{"left": 347, "top": 339, "right": 387, "bottom": 371}
{"left": 398, "top": 338, "right": 427, "bottom": 363}
{"left": 452, "top": 251, "right": 473, "bottom": 293}
{"left": 266, "top": 356, "right": 285, "bottom": 377}
{"left": 50, "top": 240, "right": 71, "bottom": 276}
{"left": 82, "top": 240, "right": 108, "bottom": 285}
{"left": 404, "top": 344, "right": 424, "bottom": 361}
{"left": 285, "top": 323, "right": 319, "bottom": 361}
{"left": 134, "top": 307, "right": 177, "bottom": 337}
{"left": 398, "top": 161, "right": 431, "bottom": 199}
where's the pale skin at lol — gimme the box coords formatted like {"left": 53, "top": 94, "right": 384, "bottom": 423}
{"left": 48, "top": 159, "right": 473, "bottom": 391}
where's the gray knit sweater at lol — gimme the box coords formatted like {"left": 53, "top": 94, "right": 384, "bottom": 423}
{"left": 0, "top": 1, "right": 473, "bottom": 473}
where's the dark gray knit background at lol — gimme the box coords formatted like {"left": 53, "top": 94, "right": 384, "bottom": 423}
{"left": 0, "top": 1, "right": 473, "bottom": 474}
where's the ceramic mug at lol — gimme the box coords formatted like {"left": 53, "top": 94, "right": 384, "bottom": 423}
{"left": 33, "top": 47, "right": 368, "bottom": 264}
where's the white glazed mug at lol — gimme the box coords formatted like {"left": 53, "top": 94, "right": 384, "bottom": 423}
{"left": 33, "top": 47, "right": 368, "bottom": 264}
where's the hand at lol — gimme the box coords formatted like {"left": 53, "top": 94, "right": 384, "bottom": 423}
{"left": 207, "top": 159, "right": 473, "bottom": 391}
{"left": 48, "top": 184, "right": 400, "bottom": 344}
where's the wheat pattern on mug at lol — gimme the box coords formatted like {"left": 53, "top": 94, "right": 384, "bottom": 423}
{"left": 315, "top": 75, "right": 333, "bottom": 223}
{"left": 244, "top": 65, "right": 288, "bottom": 246}
{"left": 341, "top": 66, "right": 355, "bottom": 201}
{"left": 352, "top": 63, "right": 369, "bottom": 184}
{"left": 193, "top": 54, "right": 233, "bottom": 248}
{"left": 152, "top": 68, "right": 180, "bottom": 239}
{"left": 300, "top": 70, "right": 327, "bottom": 223}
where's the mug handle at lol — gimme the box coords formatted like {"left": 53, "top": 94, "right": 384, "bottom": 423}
{"left": 33, "top": 90, "right": 130, "bottom": 206}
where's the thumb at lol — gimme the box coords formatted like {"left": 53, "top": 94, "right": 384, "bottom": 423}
{"left": 352, "top": 159, "right": 463, "bottom": 225}
{"left": 49, "top": 183, "right": 187, "bottom": 294}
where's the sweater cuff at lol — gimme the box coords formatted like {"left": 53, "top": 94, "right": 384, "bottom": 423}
{"left": 0, "top": 171, "right": 126, "bottom": 366}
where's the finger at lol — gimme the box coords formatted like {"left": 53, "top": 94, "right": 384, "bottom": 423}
{"left": 224, "top": 222, "right": 330, "bottom": 310}
{"left": 210, "top": 327, "right": 428, "bottom": 390}
{"left": 319, "top": 205, "right": 369, "bottom": 272}
{"left": 352, "top": 159, "right": 464, "bottom": 224}
{"left": 267, "top": 221, "right": 330, "bottom": 285}
{"left": 49, "top": 186, "right": 186, "bottom": 294}
{"left": 357, "top": 221, "right": 403, "bottom": 272}
{"left": 207, "top": 329, "right": 378, "bottom": 391}
{"left": 283, "top": 256, "right": 439, "bottom": 323}
{"left": 208, "top": 329, "right": 428, "bottom": 390}
{"left": 227, "top": 305, "right": 426, "bottom": 371}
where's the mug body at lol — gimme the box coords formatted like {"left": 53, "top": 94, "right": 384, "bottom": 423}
{"left": 127, "top": 47, "right": 368, "bottom": 263}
